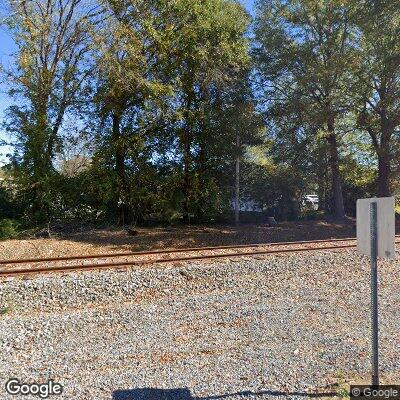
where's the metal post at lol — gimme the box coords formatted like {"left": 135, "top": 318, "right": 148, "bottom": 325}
{"left": 370, "top": 202, "right": 379, "bottom": 386}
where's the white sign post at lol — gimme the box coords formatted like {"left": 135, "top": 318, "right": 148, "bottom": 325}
{"left": 357, "top": 197, "right": 395, "bottom": 386}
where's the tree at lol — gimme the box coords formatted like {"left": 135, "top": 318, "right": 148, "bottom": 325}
{"left": 162, "top": 0, "right": 251, "bottom": 221}
{"left": 206, "top": 73, "right": 263, "bottom": 224}
{"left": 84, "top": 0, "right": 252, "bottom": 225}
{"left": 91, "top": 0, "right": 171, "bottom": 225}
{"left": 352, "top": 0, "right": 400, "bottom": 196}
{"left": 254, "top": 0, "right": 356, "bottom": 218}
{"left": 2, "top": 0, "right": 101, "bottom": 219}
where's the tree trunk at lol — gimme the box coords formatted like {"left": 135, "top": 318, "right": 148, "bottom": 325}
{"left": 112, "top": 112, "right": 127, "bottom": 226}
{"left": 326, "top": 118, "right": 345, "bottom": 219}
{"left": 376, "top": 117, "right": 392, "bottom": 197}
{"left": 31, "top": 102, "right": 52, "bottom": 218}
{"left": 377, "top": 149, "right": 391, "bottom": 197}
{"left": 182, "top": 133, "right": 191, "bottom": 223}
{"left": 317, "top": 145, "right": 329, "bottom": 213}
{"left": 34, "top": 101, "right": 52, "bottom": 177}
{"left": 181, "top": 77, "right": 195, "bottom": 224}
{"left": 234, "top": 134, "right": 240, "bottom": 226}
{"left": 317, "top": 177, "right": 326, "bottom": 213}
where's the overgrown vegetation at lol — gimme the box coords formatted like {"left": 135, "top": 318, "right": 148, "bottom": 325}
{"left": 0, "top": 0, "right": 399, "bottom": 235}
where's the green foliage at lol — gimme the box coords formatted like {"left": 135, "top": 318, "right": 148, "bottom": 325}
{"left": 3, "top": 0, "right": 98, "bottom": 216}
{"left": 0, "top": 0, "right": 399, "bottom": 229}
{"left": 0, "top": 186, "right": 15, "bottom": 220}
{"left": 241, "top": 160, "right": 303, "bottom": 220}
{"left": 341, "top": 157, "right": 377, "bottom": 217}
{"left": 253, "top": 0, "right": 400, "bottom": 217}
{"left": 335, "top": 370, "right": 350, "bottom": 398}
{"left": 0, "top": 306, "right": 12, "bottom": 316}
{"left": 350, "top": 0, "right": 400, "bottom": 196}
{"left": 0, "top": 219, "right": 20, "bottom": 240}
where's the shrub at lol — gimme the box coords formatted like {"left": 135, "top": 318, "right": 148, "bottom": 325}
{"left": 0, "top": 219, "right": 20, "bottom": 240}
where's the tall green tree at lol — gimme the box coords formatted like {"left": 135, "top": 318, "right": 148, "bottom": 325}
{"left": 87, "top": 0, "right": 252, "bottom": 224}
{"left": 163, "top": 0, "right": 251, "bottom": 221}
{"left": 254, "top": 0, "right": 355, "bottom": 218}
{"left": 202, "top": 73, "right": 263, "bottom": 223}
{"left": 91, "top": 0, "right": 172, "bottom": 225}
{"left": 2, "top": 0, "right": 100, "bottom": 218}
{"left": 352, "top": 0, "right": 400, "bottom": 196}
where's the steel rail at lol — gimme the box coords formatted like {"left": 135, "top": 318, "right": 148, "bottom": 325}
{"left": 0, "top": 242, "right": 360, "bottom": 278}
{"left": 0, "top": 236, "right": 366, "bottom": 266}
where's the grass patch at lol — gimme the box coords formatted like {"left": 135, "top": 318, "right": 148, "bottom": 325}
{"left": 0, "top": 306, "right": 12, "bottom": 315}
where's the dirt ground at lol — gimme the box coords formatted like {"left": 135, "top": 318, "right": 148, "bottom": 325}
{"left": 0, "top": 219, "right": 360, "bottom": 261}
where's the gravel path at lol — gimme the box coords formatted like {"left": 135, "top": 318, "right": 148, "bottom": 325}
{"left": 0, "top": 250, "right": 399, "bottom": 399}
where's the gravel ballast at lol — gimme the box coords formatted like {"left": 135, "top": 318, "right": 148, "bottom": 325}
{"left": 0, "top": 249, "right": 399, "bottom": 399}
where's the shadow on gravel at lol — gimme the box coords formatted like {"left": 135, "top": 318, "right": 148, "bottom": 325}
{"left": 112, "top": 388, "right": 338, "bottom": 399}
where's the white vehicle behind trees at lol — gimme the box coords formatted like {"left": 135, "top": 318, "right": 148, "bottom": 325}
{"left": 303, "top": 194, "right": 319, "bottom": 211}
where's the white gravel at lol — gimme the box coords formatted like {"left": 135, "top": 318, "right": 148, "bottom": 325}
{"left": 0, "top": 249, "right": 399, "bottom": 399}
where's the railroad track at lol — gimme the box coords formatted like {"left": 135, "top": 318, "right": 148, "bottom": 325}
{"left": 1, "top": 236, "right": 399, "bottom": 278}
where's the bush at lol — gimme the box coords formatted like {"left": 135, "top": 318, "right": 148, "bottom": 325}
{"left": 0, "top": 219, "right": 20, "bottom": 240}
{"left": 300, "top": 210, "right": 325, "bottom": 221}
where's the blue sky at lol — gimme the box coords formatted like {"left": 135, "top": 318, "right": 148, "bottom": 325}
{"left": 242, "top": 0, "right": 255, "bottom": 13}
{"left": 0, "top": 0, "right": 255, "bottom": 163}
